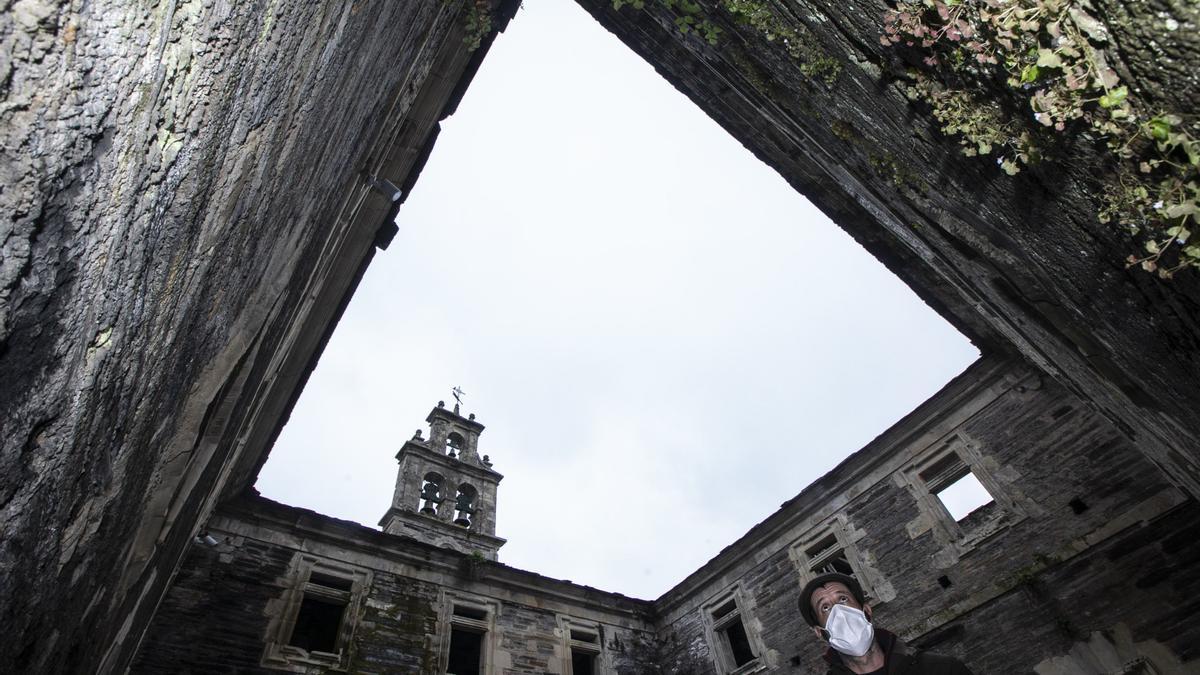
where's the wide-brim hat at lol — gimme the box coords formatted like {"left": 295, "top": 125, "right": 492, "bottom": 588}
{"left": 798, "top": 573, "right": 866, "bottom": 626}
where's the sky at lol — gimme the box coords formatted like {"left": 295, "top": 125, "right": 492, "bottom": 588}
{"left": 255, "top": 0, "right": 980, "bottom": 600}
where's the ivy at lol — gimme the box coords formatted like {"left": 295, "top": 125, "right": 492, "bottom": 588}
{"left": 880, "top": 0, "right": 1199, "bottom": 277}
{"left": 614, "top": 0, "right": 723, "bottom": 44}
{"left": 461, "top": 0, "right": 493, "bottom": 51}
{"left": 612, "top": 0, "right": 842, "bottom": 84}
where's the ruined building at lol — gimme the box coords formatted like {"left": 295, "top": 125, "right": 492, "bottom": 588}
{"left": 130, "top": 358, "right": 1200, "bottom": 674}
{"left": 2, "top": 0, "right": 1199, "bottom": 673}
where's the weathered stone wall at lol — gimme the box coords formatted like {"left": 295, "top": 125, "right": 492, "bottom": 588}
{"left": 935, "top": 501, "right": 1200, "bottom": 673}
{"left": 132, "top": 496, "right": 659, "bottom": 675}
{"left": 653, "top": 358, "right": 1196, "bottom": 673}
{"left": 571, "top": 0, "right": 1200, "bottom": 499}
{"left": 0, "top": 1, "right": 517, "bottom": 671}
{"left": 129, "top": 363, "right": 1200, "bottom": 674}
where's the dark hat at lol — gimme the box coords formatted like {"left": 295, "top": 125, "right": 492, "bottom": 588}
{"left": 798, "top": 573, "right": 866, "bottom": 626}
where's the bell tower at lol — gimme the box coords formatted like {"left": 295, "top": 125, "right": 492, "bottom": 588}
{"left": 379, "top": 400, "right": 506, "bottom": 560}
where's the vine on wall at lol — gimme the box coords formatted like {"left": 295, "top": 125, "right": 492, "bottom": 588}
{"left": 880, "top": 0, "right": 1198, "bottom": 277}
{"left": 462, "top": 0, "right": 493, "bottom": 51}
{"left": 611, "top": 0, "right": 843, "bottom": 84}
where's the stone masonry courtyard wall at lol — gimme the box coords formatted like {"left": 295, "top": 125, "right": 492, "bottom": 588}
{"left": 0, "top": 0, "right": 519, "bottom": 670}
{"left": 653, "top": 358, "right": 1197, "bottom": 674}
{"left": 132, "top": 358, "right": 1200, "bottom": 673}
{"left": 132, "top": 496, "right": 659, "bottom": 675}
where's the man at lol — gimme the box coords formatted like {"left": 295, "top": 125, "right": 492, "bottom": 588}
{"left": 799, "top": 573, "right": 973, "bottom": 674}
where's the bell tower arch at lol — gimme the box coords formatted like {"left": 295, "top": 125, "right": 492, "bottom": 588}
{"left": 379, "top": 401, "right": 506, "bottom": 559}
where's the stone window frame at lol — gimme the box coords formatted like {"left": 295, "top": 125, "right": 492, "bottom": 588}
{"left": 438, "top": 591, "right": 500, "bottom": 675}
{"left": 789, "top": 515, "right": 895, "bottom": 605}
{"left": 557, "top": 615, "right": 608, "bottom": 675}
{"left": 262, "top": 553, "right": 372, "bottom": 672}
{"left": 896, "top": 433, "right": 1029, "bottom": 564}
{"left": 699, "top": 585, "right": 766, "bottom": 675}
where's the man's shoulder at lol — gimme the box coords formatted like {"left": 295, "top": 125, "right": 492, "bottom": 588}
{"left": 908, "top": 650, "right": 973, "bottom": 674}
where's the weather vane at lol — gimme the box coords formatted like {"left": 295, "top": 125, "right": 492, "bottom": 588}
{"left": 452, "top": 386, "right": 465, "bottom": 411}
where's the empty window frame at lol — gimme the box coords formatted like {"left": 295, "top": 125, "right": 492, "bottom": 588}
{"left": 702, "top": 590, "right": 762, "bottom": 675}
{"left": 804, "top": 532, "right": 855, "bottom": 577}
{"left": 441, "top": 596, "right": 497, "bottom": 675}
{"left": 790, "top": 517, "right": 888, "bottom": 604}
{"left": 288, "top": 572, "right": 352, "bottom": 653}
{"left": 559, "top": 618, "right": 604, "bottom": 675}
{"left": 448, "top": 627, "right": 484, "bottom": 675}
{"left": 263, "top": 556, "right": 371, "bottom": 671}
{"left": 899, "top": 435, "right": 1025, "bottom": 555}
{"left": 919, "top": 454, "right": 994, "bottom": 522}
{"left": 917, "top": 451, "right": 996, "bottom": 525}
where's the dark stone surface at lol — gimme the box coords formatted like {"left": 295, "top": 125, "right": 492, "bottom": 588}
{"left": 655, "top": 359, "right": 1194, "bottom": 673}
{"left": 131, "top": 494, "right": 659, "bottom": 675}
{"left": 0, "top": 1, "right": 517, "bottom": 671}
{"left": 134, "top": 359, "right": 1199, "bottom": 673}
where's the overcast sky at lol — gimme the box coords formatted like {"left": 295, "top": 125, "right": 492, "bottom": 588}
{"left": 255, "top": 0, "right": 979, "bottom": 600}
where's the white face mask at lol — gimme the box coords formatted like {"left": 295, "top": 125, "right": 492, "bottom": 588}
{"left": 824, "top": 604, "right": 875, "bottom": 657}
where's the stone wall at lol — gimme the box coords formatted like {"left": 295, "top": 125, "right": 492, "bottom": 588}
{"left": 132, "top": 357, "right": 1199, "bottom": 674}
{"left": 132, "top": 496, "right": 659, "bottom": 675}
{"left": 653, "top": 358, "right": 1197, "bottom": 674}
{"left": 0, "top": 1, "right": 518, "bottom": 671}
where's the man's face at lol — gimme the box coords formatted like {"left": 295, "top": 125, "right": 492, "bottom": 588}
{"left": 808, "top": 582, "right": 869, "bottom": 638}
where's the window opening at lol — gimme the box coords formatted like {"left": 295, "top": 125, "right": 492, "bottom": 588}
{"left": 805, "top": 533, "right": 854, "bottom": 577}
{"left": 722, "top": 618, "right": 755, "bottom": 667}
{"left": 308, "top": 571, "right": 353, "bottom": 591}
{"left": 448, "top": 627, "right": 483, "bottom": 675}
{"left": 264, "top": 558, "right": 370, "bottom": 670}
{"left": 288, "top": 596, "right": 345, "bottom": 653}
{"left": 444, "top": 597, "right": 494, "bottom": 675}
{"left": 453, "top": 603, "right": 489, "bottom": 621}
{"left": 572, "top": 649, "right": 596, "bottom": 675}
{"left": 708, "top": 594, "right": 758, "bottom": 672}
{"left": 287, "top": 572, "right": 353, "bottom": 654}
{"left": 929, "top": 469, "right": 994, "bottom": 522}
{"left": 563, "top": 619, "right": 603, "bottom": 675}
{"left": 792, "top": 521, "right": 889, "bottom": 603}
{"left": 570, "top": 629, "right": 598, "bottom": 644}
{"left": 900, "top": 437, "right": 1023, "bottom": 559}
{"left": 454, "top": 484, "right": 477, "bottom": 528}
{"left": 712, "top": 599, "right": 737, "bottom": 621}
{"left": 420, "top": 472, "right": 445, "bottom": 516}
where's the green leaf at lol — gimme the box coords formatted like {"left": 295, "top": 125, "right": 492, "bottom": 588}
{"left": 1036, "top": 49, "right": 1063, "bottom": 68}
{"left": 1162, "top": 201, "right": 1198, "bottom": 219}
{"left": 1020, "top": 65, "right": 1040, "bottom": 83}
{"left": 1098, "top": 86, "right": 1127, "bottom": 109}
{"left": 1142, "top": 117, "right": 1171, "bottom": 141}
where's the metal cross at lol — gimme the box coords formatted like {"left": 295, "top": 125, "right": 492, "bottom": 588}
{"left": 452, "top": 386, "right": 465, "bottom": 407}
